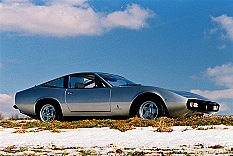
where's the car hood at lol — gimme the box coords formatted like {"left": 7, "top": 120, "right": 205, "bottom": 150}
{"left": 169, "top": 90, "right": 209, "bottom": 101}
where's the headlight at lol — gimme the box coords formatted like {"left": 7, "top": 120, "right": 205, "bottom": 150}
{"left": 190, "top": 102, "right": 198, "bottom": 108}
{"left": 213, "top": 105, "right": 218, "bottom": 111}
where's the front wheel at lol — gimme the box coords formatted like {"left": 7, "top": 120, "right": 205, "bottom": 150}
{"left": 39, "top": 104, "right": 58, "bottom": 122}
{"left": 138, "top": 101, "right": 159, "bottom": 119}
{"left": 137, "top": 101, "right": 160, "bottom": 119}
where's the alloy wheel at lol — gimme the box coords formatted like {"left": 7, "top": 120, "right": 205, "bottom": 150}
{"left": 40, "top": 104, "right": 56, "bottom": 122}
{"left": 139, "top": 101, "right": 158, "bottom": 119}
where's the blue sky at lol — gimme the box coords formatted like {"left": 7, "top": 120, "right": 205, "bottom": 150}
{"left": 0, "top": 0, "right": 232, "bottom": 117}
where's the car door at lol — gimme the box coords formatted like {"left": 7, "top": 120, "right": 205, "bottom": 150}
{"left": 66, "top": 74, "right": 111, "bottom": 112}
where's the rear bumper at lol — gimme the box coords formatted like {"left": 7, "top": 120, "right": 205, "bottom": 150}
{"left": 13, "top": 105, "right": 18, "bottom": 109}
{"left": 187, "top": 99, "right": 220, "bottom": 112}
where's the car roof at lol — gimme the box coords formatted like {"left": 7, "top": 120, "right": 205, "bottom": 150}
{"left": 70, "top": 72, "right": 110, "bottom": 74}
{"left": 67, "top": 72, "right": 123, "bottom": 77}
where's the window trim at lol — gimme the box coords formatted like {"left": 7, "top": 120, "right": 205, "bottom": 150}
{"left": 68, "top": 73, "right": 110, "bottom": 89}
{"left": 95, "top": 73, "right": 112, "bottom": 88}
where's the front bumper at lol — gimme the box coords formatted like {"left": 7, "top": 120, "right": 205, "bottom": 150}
{"left": 187, "top": 99, "right": 220, "bottom": 112}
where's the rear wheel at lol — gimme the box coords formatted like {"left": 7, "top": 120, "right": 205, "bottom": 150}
{"left": 39, "top": 104, "right": 59, "bottom": 122}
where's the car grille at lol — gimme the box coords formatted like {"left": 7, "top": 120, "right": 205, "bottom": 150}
{"left": 187, "top": 99, "right": 220, "bottom": 112}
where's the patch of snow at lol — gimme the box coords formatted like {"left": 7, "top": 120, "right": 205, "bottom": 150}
{"left": 0, "top": 125, "right": 232, "bottom": 149}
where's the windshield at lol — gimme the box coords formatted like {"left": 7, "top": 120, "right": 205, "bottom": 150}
{"left": 98, "top": 74, "right": 138, "bottom": 87}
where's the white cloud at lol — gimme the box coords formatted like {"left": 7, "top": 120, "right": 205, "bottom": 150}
{"left": 209, "top": 28, "right": 218, "bottom": 34}
{"left": 0, "top": 94, "right": 21, "bottom": 118}
{"left": 49, "top": 0, "right": 88, "bottom": 6}
{"left": 190, "top": 89, "right": 233, "bottom": 100}
{"left": 211, "top": 14, "right": 233, "bottom": 41}
{"left": 206, "top": 63, "right": 233, "bottom": 88}
{"left": 102, "top": 4, "right": 153, "bottom": 30}
{"left": 0, "top": 0, "right": 154, "bottom": 37}
{"left": 218, "top": 101, "right": 232, "bottom": 112}
{"left": 217, "top": 44, "right": 226, "bottom": 50}
{"left": 0, "top": 94, "right": 13, "bottom": 104}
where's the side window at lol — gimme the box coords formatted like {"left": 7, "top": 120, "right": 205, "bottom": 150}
{"left": 70, "top": 74, "right": 106, "bottom": 89}
{"left": 70, "top": 77, "right": 85, "bottom": 88}
{"left": 44, "top": 77, "right": 64, "bottom": 88}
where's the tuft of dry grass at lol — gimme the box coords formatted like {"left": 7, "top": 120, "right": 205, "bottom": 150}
{"left": 50, "top": 128, "right": 61, "bottom": 133}
{"left": 156, "top": 126, "right": 173, "bottom": 132}
{"left": 209, "top": 145, "right": 224, "bottom": 149}
{"left": 3, "top": 145, "right": 16, "bottom": 153}
{"left": 196, "top": 125, "right": 216, "bottom": 130}
{"left": 13, "top": 128, "right": 27, "bottom": 133}
{"left": 181, "top": 127, "right": 193, "bottom": 132}
{"left": 154, "top": 119, "right": 173, "bottom": 132}
{"left": 116, "top": 149, "right": 123, "bottom": 154}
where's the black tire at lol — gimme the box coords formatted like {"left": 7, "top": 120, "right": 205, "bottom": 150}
{"left": 37, "top": 103, "right": 62, "bottom": 122}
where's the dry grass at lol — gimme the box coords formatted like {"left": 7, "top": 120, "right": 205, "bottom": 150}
{"left": 1, "top": 144, "right": 232, "bottom": 155}
{"left": 0, "top": 116, "right": 232, "bottom": 132}
{"left": 154, "top": 119, "right": 173, "bottom": 132}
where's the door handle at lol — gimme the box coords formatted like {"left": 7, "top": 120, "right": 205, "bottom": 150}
{"left": 67, "top": 92, "right": 73, "bottom": 95}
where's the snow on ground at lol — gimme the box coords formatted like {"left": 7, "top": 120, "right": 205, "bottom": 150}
{"left": 0, "top": 125, "right": 233, "bottom": 155}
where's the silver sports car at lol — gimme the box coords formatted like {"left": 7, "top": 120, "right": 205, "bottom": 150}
{"left": 14, "top": 72, "right": 220, "bottom": 122}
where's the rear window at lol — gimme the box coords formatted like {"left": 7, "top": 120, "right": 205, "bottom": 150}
{"left": 43, "top": 77, "right": 64, "bottom": 88}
